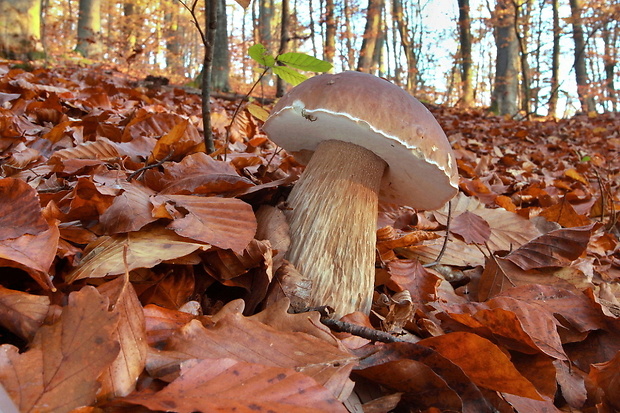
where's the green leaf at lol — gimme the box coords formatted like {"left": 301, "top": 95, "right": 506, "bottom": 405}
{"left": 248, "top": 44, "right": 275, "bottom": 67}
{"left": 581, "top": 155, "right": 591, "bottom": 162}
{"left": 276, "top": 52, "right": 333, "bottom": 72}
{"left": 271, "top": 66, "right": 308, "bottom": 86}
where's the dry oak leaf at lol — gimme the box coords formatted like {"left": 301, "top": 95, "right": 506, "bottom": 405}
{"left": 505, "top": 224, "right": 594, "bottom": 270}
{"left": 419, "top": 332, "right": 543, "bottom": 400}
{"left": 0, "top": 286, "right": 120, "bottom": 413}
{"left": 152, "top": 194, "right": 257, "bottom": 253}
{"left": 126, "top": 357, "right": 348, "bottom": 413}
{"left": 65, "top": 225, "right": 211, "bottom": 282}
{"left": 0, "top": 285, "right": 50, "bottom": 342}
{"left": 97, "top": 273, "right": 147, "bottom": 399}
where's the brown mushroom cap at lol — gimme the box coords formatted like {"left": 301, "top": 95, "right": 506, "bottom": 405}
{"left": 263, "top": 71, "right": 458, "bottom": 210}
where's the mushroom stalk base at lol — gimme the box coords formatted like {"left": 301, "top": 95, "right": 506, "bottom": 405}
{"left": 285, "top": 140, "right": 387, "bottom": 316}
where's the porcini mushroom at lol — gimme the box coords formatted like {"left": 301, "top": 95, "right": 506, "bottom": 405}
{"left": 263, "top": 71, "right": 458, "bottom": 317}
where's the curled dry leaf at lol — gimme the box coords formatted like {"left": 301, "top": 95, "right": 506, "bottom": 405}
{"left": 0, "top": 287, "right": 120, "bottom": 413}
{"left": 0, "top": 286, "right": 50, "bottom": 341}
{"left": 97, "top": 274, "right": 148, "bottom": 399}
{"left": 0, "top": 178, "right": 48, "bottom": 241}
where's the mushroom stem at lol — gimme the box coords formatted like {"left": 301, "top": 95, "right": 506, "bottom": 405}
{"left": 285, "top": 139, "right": 387, "bottom": 316}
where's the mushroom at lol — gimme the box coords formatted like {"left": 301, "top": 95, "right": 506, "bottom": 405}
{"left": 263, "top": 71, "right": 458, "bottom": 317}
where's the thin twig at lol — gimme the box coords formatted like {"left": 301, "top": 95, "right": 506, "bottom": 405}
{"left": 424, "top": 200, "right": 452, "bottom": 268}
{"left": 320, "top": 318, "right": 405, "bottom": 343}
{"left": 126, "top": 152, "right": 173, "bottom": 182}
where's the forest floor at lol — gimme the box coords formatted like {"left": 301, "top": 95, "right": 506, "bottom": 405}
{"left": 0, "top": 62, "right": 619, "bottom": 413}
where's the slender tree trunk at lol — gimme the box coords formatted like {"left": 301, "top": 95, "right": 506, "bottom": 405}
{"left": 490, "top": 0, "right": 519, "bottom": 116}
{"left": 76, "top": 0, "right": 102, "bottom": 58}
{"left": 393, "top": 0, "right": 418, "bottom": 92}
{"left": 276, "top": 0, "right": 290, "bottom": 97}
{"left": 202, "top": 0, "right": 217, "bottom": 153}
{"left": 602, "top": 21, "right": 617, "bottom": 112}
{"left": 548, "top": 0, "right": 560, "bottom": 117}
{"left": 324, "top": 0, "right": 335, "bottom": 65}
{"left": 569, "top": 0, "right": 596, "bottom": 113}
{"left": 165, "top": 1, "right": 181, "bottom": 73}
{"left": 212, "top": 0, "right": 230, "bottom": 92}
{"left": 514, "top": 0, "right": 531, "bottom": 117}
{"left": 258, "top": 0, "right": 274, "bottom": 84}
{"left": 357, "top": 0, "right": 383, "bottom": 73}
{"left": 343, "top": 0, "right": 355, "bottom": 70}
{"left": 0, "top": 0, "right": 44, "bottom": 59}
{"left": 457, "top": 0, "right": 473, "bottom": 106}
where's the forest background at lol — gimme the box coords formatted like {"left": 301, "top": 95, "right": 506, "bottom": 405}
{"left": 1, "top": 0, "right": 620, "bottom": 119}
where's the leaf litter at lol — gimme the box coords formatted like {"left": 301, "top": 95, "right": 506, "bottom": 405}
{"left": 0, "top": 63, "right": 619, "bottom": 412}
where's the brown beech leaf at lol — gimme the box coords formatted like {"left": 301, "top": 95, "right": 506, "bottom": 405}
{"left": 539, "top": 200, "right": 592, "bottom": 228}
{"left": 498, "top": 284, "right": 607, "bottom": 335}
{"left": 354, "top": 342, "right": 494, "bottom": 413}
{"left": 0, "top": 221, "right": 59, "bottom": 289}
{"left": 505, "top": 224, "right": 594, "bottom": 270}
{"left": 589, "top": 351, "right": 620, "bottom": 411}
{"left": 98, "top": 178, "right": 157, "bottom": 233}
{"left": 0, "top": 178, "right": 48, "bottom": 241}
{"left": 152, "top": 194, "right": 257, "bottom": 253}
{"left": 441, "top": 297, "right": 568, "bottom": 360}
{"left": 98, "top": 274, "right": 148, "bottom": 399}
{"left": 144, "top": 304, "right": 198, "bottom": 347}
{"left": 49, "top": 137, "right": 121, "bottom": 162}
{"left": 148, "top": 118, "right": 202, "bottom": 163}
{"left": 0, "top": 286, "right": 50, "bottom": 341}
{"left": 386, "top": 259, "right": 441, "bottom": 304}
{"left": 0, "top": 286, "right": 120, "bottom": 413}
{"left": 158, "top": 300, "right": 356, "bottom": 397}
{"left": 149, "top": 152, "right": 254, "bottom": 195}
{"left": 450, "top": 211, "right": 491, "bottom": 244}
{"left": 66, "top": 225, "right": 211, "bottom": 282}
{"left": 419, "top": 332, "right": 543, "bottom": 400}
{"left": 127, "top": 358, "right": 347, "bottom": 413}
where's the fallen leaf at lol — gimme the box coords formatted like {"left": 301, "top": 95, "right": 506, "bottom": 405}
{"left": 0, "top": 287, "right": 120, "bottom": 412}
{"left": 127, "top": 357, "right": 348, "bottom": 412}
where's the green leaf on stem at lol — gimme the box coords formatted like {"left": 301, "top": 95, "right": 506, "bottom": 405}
{"left": 271, "top": 66, "right": 308, "bottom": 86}
{"left": 276, "top": 52, "right": 333, "bottom": 72}
{"left": 248, "top": 44, "right": 275, "bottom": 68}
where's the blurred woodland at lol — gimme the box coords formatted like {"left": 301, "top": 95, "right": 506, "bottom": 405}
{"left": 1, "top": 0, "right": 620, "bottom": 117}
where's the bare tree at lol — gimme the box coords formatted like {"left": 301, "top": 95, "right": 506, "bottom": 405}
{"left": 569, "top": 0, "right": 596, "bottom": 112}
{"left": 76, "top": 0, "right": 102, "bottom": 58}
{"left": 0, "top": 0, "right": 44, "bottom": 59}
{"left": 490, "top": 0, "right": 519, "bottom": 116}
{"left": 393, "top": 0, "right": 418, "bottom": 92}
{"left": 457, "top": 0, "right": 474, "bottom": 106}
{"left": 357, "top": 0, "right": 384, "bottom": 73}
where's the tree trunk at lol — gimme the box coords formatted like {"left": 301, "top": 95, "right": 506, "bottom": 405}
{"left": 393, "top": 0, "right": 418, "bottom": 92}
{"left": 276, "top": 0, "right": 290, "bottom": 97}
{"left": 602, "top": 20, "right": 617, "bottom": 112}
{"left": 357, "top": 0, "right": 383, "bottom": 73}
{"left": 548, "top": 0, "right": 560, "bottom": 117}
{"left": 343, "top": 0, "right": 355, "bottom": 70}
{"left": 0, "top": 0, "right": 44, "bottom": 60}
{"left": 569, "top": 0, "right": 596, "bottom": 113}
{"left": 457, "top": 0, "right": 474, "bottom": 107}
{"left": 202, "top": 0, "right": 217, "bottom": 154}
{"left": 490, "top": 0, "right": 519, "bottom": 116}
{"left": 258, "top": 0, "right": 274, "bottom": 84}
{"left": 212, "top": 0, "right": 230, "bottom": 92}
{"left": 324, "top": 0, "right": 335, "bottom": 65}
{"left": 165, "top": 1, "right": 181, "bottom": 73}
{"left": 76, "top": 0, "right": 102, "bottom": 58}
{"left": 514, "top": 0, "right": 532, "bottom": 117}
